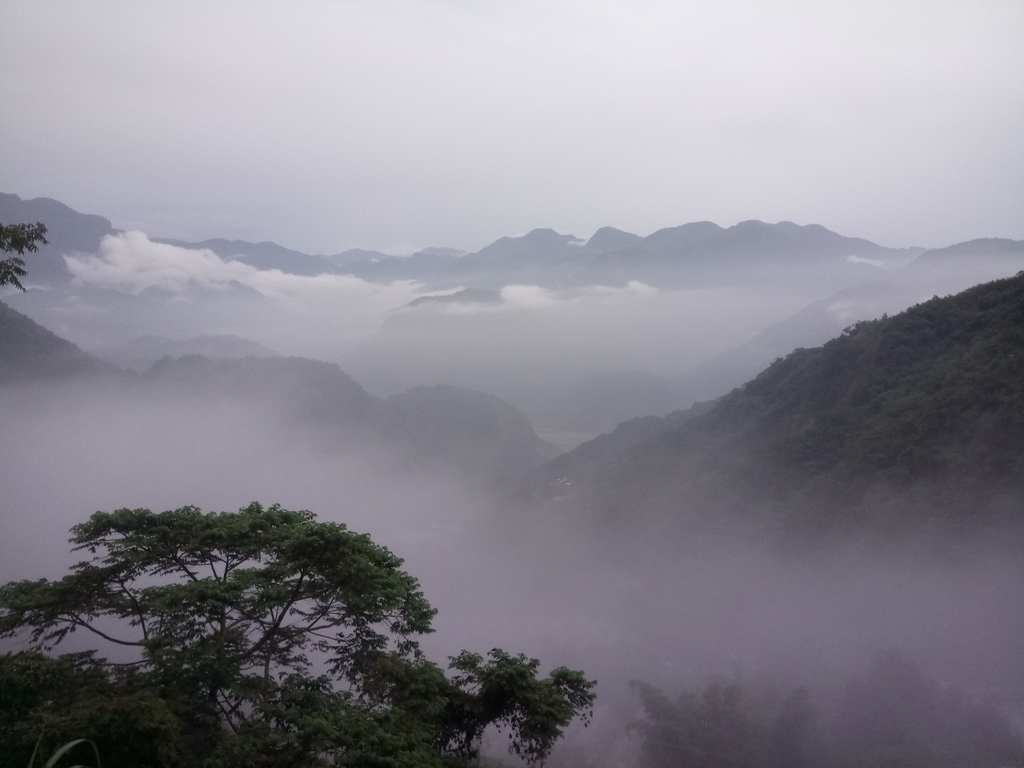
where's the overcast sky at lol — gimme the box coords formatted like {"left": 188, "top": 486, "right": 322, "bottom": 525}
{"left": 2, "top": 0, "right": 1022, "bottom": 254}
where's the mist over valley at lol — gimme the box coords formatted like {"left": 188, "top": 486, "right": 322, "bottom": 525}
{"left": 2, "top": 4, "right": 1023, "bottom": 762}
{"left": 2, "top": 190, "right": 1023, "bottom": 766}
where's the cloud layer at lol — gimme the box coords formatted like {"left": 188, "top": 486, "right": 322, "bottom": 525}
{"left": 66, "top": 232, "right": 258, "bottom": 293}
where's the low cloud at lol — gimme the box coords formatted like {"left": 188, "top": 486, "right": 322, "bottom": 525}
{"left": 500, "top": 284, "right": 560, "bottom": 310}
{"left": 826, "top": 300, "right": 859, "bottom": 325}
{"left": 66, "top": 232, "right": 258, "bottom": 293}
{"left": 408, "top": 281, "right": 660, "bottom": 317}
{"left": 846, "top": 254, "right": 886, "bottom": 268}
{"left": 67, "top": 232, "right": 420, "bottom": 304}
{"left": 61, "top": 232, "right": 426, "bottom": 359}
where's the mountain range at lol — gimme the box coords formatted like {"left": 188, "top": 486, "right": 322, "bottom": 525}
{"left": 8, "top": 192, "right": 1021, "bottom": 292}
{"left": 4, "top": 191, "right": 1024, "bottom": 442}
{"left": 4, "top": 265, "right": 1023, "bottom": 546}
{"left": 0, "top": 300, "right": 552, "bottom": 482}
{"left": 93, "top": 334, "right": 280, "bottom": 371}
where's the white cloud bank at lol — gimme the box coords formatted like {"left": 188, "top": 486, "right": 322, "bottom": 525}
{"left": 846, "top": 254, "right": 886, "bottom": 268}
{"left": 62, "top": 233, "right": 426, "bottom": 359}
{"left": 66, "top": 232, "right": 422, "bottom": 309}
{"left": 66, "top": 232, "right": 259, "bottom": 293}
{"left": 56, "top": 233, "right": 808, "bottom": 407}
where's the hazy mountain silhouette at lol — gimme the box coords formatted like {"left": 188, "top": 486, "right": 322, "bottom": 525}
{"left": 473, "top": 228, "right": 585, "bottom": 261}
{"left": 676, "top": 281, "right": 919, "bottom": 403}
{"left": 140, "top": 357, "right": 553, "bottom": 479}
{"left": 10, "top": 192, "right": 1022, "bottom": 294}
{"left": 536, "top": 370, "right": 695, "bottom": 434}
{"left": 93, "top": 334, "right": 281, "bottom": 370}
{"left": 914, "top": 238, "right": 1024, "bottom": 261}
{"left": 0, "top": 299, "right": 115, "bottom": 384}
{"left": 383, "top": 384, "right": 557, "bottom": 476}
{"left": 584, "top": 226, "right": 644, "bottom": 254}
{"left": 342, "top": 247, "right": 466, "bottom": 282}
{"left": 321, "top": 248, "right": 391, "bottom": 267}
{"left": 0, "top": 300, "right": 551, "bottom": 480}
{"left": 406, "top": 288, "right": 502, "bottom": 308}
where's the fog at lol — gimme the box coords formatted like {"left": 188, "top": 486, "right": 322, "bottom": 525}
{"left": 10, "top": 230, "right": 1021, "bottom": 446}
{"left": 2, "top": 335, "right": 1023, "bottom": 764}
{"left": 3, "top": 205, "right": 1024, "bottom": 766}
{"left": 4, "top": 1, "right": 1024, "bottom": 760}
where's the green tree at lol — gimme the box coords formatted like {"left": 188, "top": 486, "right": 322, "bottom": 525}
{"left": 768, "top": 687, "right": 816, "bottom": 768}
{"left": 0, "top": 222, "right": 48, "bottom": 291}
{"left": 836, "top": 650, "right": 1024, "bottom": 768}
{"left": 0, "top": 503, "right": 594, "bottom": 767}
{"left": 629, "top": 680, "right": 761, "bottom": 768}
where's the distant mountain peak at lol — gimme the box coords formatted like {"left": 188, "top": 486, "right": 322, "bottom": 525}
{"left": 585, "top": 226, "right": 644, "bottom": 254}
{"left": 472, "top": 228, "right": 583, "bottom": 261}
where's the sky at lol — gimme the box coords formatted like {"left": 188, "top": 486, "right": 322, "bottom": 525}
{"left": 1, "top": 0, "right": 1022, "bottom": 254}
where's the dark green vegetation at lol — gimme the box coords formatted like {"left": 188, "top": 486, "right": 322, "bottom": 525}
{"left": 630, "top": 651, "right": 1024, "bottom": 768}
{"left": 0, "top": 195, "right": 116, "bottom": 285}
{"left": 523, "top": 273, "right": 1024, "bottom": 544}
{"left": 0, "top": 504, "right": 594, "bottom": 767}
{"left": 0, "top": 221, "right": 49, "bottom": 292}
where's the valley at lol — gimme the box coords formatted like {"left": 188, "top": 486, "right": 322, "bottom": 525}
{"left": 2, "top": 194, "right": 1023, "bottom": 766}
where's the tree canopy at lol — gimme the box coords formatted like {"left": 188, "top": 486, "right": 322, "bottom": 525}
{"left": 628, "top": 652, "right": 1024, "bottom": 768}
{"left": 0, "top": 221, "right": 48, "bottom": 291}
{"left": 0, "top": 503, "right": 594, "bottom": 767}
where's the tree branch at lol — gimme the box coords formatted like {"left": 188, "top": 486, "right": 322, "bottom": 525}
{"left": 68, "top": 616, "right": 144, "bottom": 647}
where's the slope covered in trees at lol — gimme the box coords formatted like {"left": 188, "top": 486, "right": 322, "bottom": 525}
{"left": 520, "top": 273, "right": 1024, "bottom": 542}
{"left": 629, "top": 650, "right": 1024, "bottom": 768}
{"left": 0, "top": 299, "right": 115, "bottom": 384}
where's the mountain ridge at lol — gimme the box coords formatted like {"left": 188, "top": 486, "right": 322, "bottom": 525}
{"left": 513, "top": 272, "right": 1024, "bottom": 545}
{"left": 0, "top": 299, "right": 115, "bottom": 384}
{"left": 1, "top": 191, "right": 969, "bottom": 289}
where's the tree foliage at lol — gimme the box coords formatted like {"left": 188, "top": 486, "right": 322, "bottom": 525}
{"left": 629, "top": 652, "right": 1024, "bottom": 768}
{"left": 628, "top": 680, "right": 773, "bottom": 768}
{"left": 0, "top": 503, "right": 595, "bottom": 767}
{"left": 836, "top": 650, "right": 1024, "bottom": 768}
{"left": 0, "top": 222, "right": 48, "bottom": 291}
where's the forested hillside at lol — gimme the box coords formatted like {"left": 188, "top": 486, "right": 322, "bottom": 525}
{"left": 0, "top": 299, "right": 114, "bottom": 383}
{"left": 521, "top": 273, "right": 1024, "bottom": 543}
